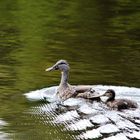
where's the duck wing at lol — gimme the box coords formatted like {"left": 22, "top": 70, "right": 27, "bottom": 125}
{"left": 76, "top": 90, "right": 101, "bottom": 99}
{"left": 74, "top": 85, "right": 94, "bottom": 93}
{"left": 58, "top": 86, "right": 77, "bottom": 100}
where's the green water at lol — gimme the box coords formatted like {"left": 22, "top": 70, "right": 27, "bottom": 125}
{"left": 0, "top": 0, "right": 140, "bottom": 139}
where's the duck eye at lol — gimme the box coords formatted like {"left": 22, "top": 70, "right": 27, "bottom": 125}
{"left": 60, "top": 62, "right": 66, "bottom": 65}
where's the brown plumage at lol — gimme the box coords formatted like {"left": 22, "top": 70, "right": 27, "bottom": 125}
{"left": 103, "top": 89, "right": 138, "bottom": 110}
{"left": 57, "top": 84, "right": 77, "bottom": 100}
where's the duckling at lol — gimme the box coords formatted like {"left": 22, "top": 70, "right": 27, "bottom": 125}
{"left": 102, "top": 89, "right": 138, "bottom": 110}
{"left": 46, "top": 60, "right": 101, "bottom": 100}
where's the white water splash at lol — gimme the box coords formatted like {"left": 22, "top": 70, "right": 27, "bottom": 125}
{"left": 79, "top": 129, "right": 102, "bottom": 139}
{"left": 24, "top": 86, "right": 58, "bottom": 102}
{"left": 24, "top": 85, "right": 140, "bottom": 103}
{"left": 54, "top": 110, "right": 80, "bottom": 124}
{"left": 0, "top": 119, "right": 10, "bottom": 140}
{"left": 25, "top": 85, "right": 140, "bottom": 140}
{"left": 67, "top": 119, "right": 93, "bottom": 131}
{"left": 102, "top": 133, "right": 129, "bottom": 140}
{"left": 125, "top": 131, "right": 140, "bottom": 139}
{"left": 90, "top": 114, "right": 110, "bottom": 124}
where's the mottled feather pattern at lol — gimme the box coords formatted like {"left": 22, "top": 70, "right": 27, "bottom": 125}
{"left": 57, "top": 85, "right": 77, "bottom": 100}
{"left": 77, "top": 91, "right": 100, "bottom": 99}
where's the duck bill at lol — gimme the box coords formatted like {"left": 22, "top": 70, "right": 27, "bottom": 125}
{"left": 90, "top": 92, "right": 105, "bottom": 99}
{"left": 98, "top": 92, "right": 106, "bottom": 97}
{"left": 99, "top": 91, "right": 109, "bottom": 97}
{"left": 92, "top": 91, "right": 101, "bottom": 97}
{"left": 46, "top": 63, "right": 59, "bottom": 71}
{"left": 45, "top": 66, "right": 55, "bottom": 72}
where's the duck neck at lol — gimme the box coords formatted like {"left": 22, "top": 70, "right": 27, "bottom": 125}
{"left": 60, "top": 70, "right": 69, "bottom": 87}
{"left": 107, "top": 96, "right": 115, "bottom": 102}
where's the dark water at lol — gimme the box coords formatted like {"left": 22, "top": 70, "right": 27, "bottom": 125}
{"left": 0, "top": 0, "right": 140, "bottom": 139}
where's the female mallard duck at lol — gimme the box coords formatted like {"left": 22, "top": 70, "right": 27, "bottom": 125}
{"left": 102, "top": 89, "right": 138, "bottom": 110}
{"left": 46, "top": 60, "right": 101, "bottom": 100}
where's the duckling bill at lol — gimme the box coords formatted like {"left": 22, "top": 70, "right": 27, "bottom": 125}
{"left": 102, "top": 89, "right": 138, "bottom": 110}
{"left": 46, "top": 60, "right": 101, "bottom": 100}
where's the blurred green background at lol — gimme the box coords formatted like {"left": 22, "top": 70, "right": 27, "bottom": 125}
{"left": 0, "top": 0, "right": 140, "bottom": 139}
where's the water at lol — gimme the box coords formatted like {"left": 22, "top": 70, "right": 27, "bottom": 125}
{"left": 0, "top": 0, "right": 140, "bottom": 139}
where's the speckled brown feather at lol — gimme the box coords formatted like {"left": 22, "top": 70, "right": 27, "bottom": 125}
{"left": 57, "top": 85, "right": 77, "bottom": 100}
{"left": 76, "top": 91, "right": 101, "bottom": 99}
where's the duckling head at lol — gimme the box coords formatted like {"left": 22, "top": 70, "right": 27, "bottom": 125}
{"left": 103, "top": 89, "right": 116, "bottom": 100}
{"left": 46, "top": 60, "right": 70, "bottom": 72}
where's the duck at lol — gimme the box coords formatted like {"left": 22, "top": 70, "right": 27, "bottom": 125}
{"left": 102, "top": 89, "right": 138, "bottom": 110}
{"left": 46, "top": 60, "right": 101, "bottom": 101}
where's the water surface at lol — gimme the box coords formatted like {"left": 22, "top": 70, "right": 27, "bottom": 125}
{"left": 0, "top": 0, "right": 140, "bottom": 139}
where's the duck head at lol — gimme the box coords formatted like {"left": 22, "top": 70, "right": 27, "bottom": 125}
{"left": 102, "top": 89, "right": 116, "bottom": 101}
{"left": 46, "top": 60, "right": 70, "bottom": 72}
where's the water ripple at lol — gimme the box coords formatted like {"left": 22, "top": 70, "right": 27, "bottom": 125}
{"left": 25, "top": 85, "right": 140, "bottom": 140}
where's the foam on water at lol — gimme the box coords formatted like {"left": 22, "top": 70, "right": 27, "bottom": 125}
{"left": 0, "top": 119, "right": 8, "bottom": 127}
{"left": 99, "top": 124, "right": 120, "bottom": 134}
{"left": 79, "top": 129, "right": 102, "bottom": 139}
{"left": 25, "top": 85, "right": 140, "bottom": 140}
{"left": 126, "top": 131, "right": 140, "bottom": 139}
{"left": 102, "top": 133, "right": 129, "bottom": 140}
{"left": 67, "top": 119, "right": 93, "bottom": 131}
{"left": 63, "top": 98, "right": 86, "bottom": 107}
{"left": 78, "top": 103, "right": 99, "bottom": 115}
{"left": 24, "top": 85, "right": 140, "bottom": 103}
{"left": 53, "top": 110, "right": 80, "bottom": 124}
{"left": 24, "top": 86, "right": 58, "bottom": 102}
{"left": 90, "top": 114, "right": 110, "bottom": 124}
{"left": 0, "top": 119, "right": 10, "bottom": 140}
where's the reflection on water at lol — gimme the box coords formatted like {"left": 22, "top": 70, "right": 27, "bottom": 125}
{"left": 0, "top": 0, "right": 140, "bottom": 139}
{"left": 0, "top": 119, "right": 9, "bottom": 140}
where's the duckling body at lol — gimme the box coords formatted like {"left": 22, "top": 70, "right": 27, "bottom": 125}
{"left": 46, "top": 60, "right": 100, "bottom": 100}
{"left": 103, "top": 89, "right": 138, "bottom": 110}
